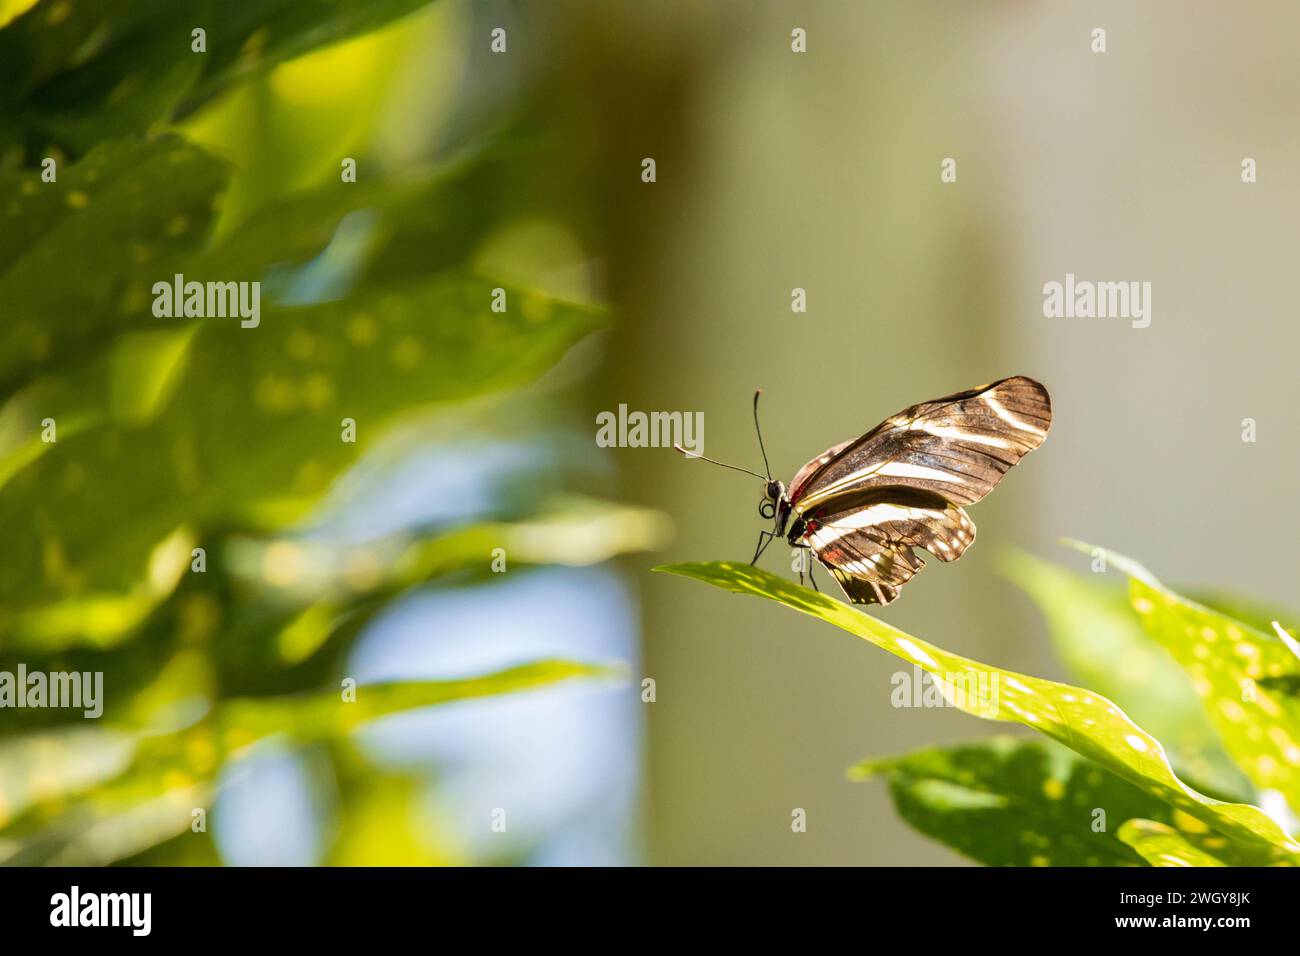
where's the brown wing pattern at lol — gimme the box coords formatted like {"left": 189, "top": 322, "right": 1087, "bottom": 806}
{"left": 791, "top": 376, "right": 1051, "bottom": 514}
{"left": 813, "top": 531, "right": 916, "bottom": 606}
{"left": 794, "top": 376, "right": 1049, "bottom": 605}
{"left": 807, "top": 499, "right": 977, "bottom": 605}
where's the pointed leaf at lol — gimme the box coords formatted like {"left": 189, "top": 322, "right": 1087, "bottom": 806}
{"left": 657, "top": 560, "right": 1300, "bottom": 857}
{"left": 0, "top": 137, "right": 228, "bottom": 395}
{"left": 851, "top": 738, "right": 1170, "bottom": 866}
{"left": 999, "top": 548, "right": 1247, "bottom": 797}
{"left": 1115, "top": 819, "right": 1293, "bottom": 867}
{"left": 1068, "top": 542, "right": 1300, "bottom": 814}
{"left": 0, "top": 273, "right": 602, "bottom": 637}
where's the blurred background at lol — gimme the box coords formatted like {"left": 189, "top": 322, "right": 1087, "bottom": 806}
{"left": 0, "top": 0, "right": 1295, "bottom": 866}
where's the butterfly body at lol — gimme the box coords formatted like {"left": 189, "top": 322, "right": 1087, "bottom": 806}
{"left": 754, "top": 376, "right": 1051, "bottom": 606}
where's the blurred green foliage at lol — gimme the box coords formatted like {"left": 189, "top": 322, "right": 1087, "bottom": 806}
{"left": 0, "top": 0, "right": 649, "bottom": 865}
{"left": 0, "top": 0, "right": 434, "bottom": 161}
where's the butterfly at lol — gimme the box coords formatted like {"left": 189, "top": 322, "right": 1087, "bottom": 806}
{"left": 677, "top": 376, "right": 1052, "bottom": 605}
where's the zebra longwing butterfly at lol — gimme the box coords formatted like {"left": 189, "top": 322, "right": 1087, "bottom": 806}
{"left": 677, "top": 376, "right": 1052, "bottom": 605}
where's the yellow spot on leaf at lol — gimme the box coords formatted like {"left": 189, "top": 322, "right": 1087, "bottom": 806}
{"left": 347, "top": 313, "right": 377, "bottom": 345}
{"left": 304, "top": 373, "right": 334, "bottom": 409}
{"left": 391, "top": 336, "right": 423, "bottom": 370}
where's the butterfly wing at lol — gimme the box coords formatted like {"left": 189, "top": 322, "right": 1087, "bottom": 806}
{"left": 806, "top": 495, "right": 977, "bottom": 605}
{"left": 790, "top": 376, "right": 1051, "bottom": 514}
{"left": 792, "top": 376, "right": 1049, "bottom": 605}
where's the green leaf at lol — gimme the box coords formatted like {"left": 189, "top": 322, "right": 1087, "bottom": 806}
{"left": 216, "top": 660, "right": 620, "bottom": 744}
{"left": 1115, "top": 818, "right": 1294, "bottom": 867}
{"left": 189, "top": 125, "right": 540, "bottom": 282}
{"left": 0, "top": 658, "right": 614, "bottom": 864}
{"left": 0, "top": 0, "right": 438, "bottom": 160}
{"left": 0, "top": 494, "right": 663, "bottom": 743}
{"left": 0, "top": 726, "right": 135, "bottom": 831}
{"left": 1261, "top": 625, "right": 1300, "bottom": 697}
{"left": 226, "top": 495, "right": 674, "bottom": 606}
{"left": 0, "top": 272, "right": 602, "bottom": 639}
{"left": 999, "top": 548, "right": 1248, "bottom": 798}
{"left": 657, "top": 560, "right": 1300, "bottom": 858}
{"left": 0, "top": 137, "right": 228, "bottom": 395}
{"left": 850, "top": 738, "right": 1172, "bottom": 866}
{"left": 324, "top": 744, "right": 462, "bottom": 865}
{"left": 1117, "top": 819, "right": 1228, "bottom": 867}
{"left": 1185, "top": 589, "right": 1299, "bottom": 638}
{"left": 0, "top": 129, "right": 565, "bottom": 489}
{"left": 1068, "top": 542, "right": 1300, "bottom": 816}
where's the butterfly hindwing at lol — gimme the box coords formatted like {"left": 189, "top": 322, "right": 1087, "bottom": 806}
{"left": 813, "top": 530, "right": 915, "bottom": 606}
{"left": 828, "top": 564, "right": 903, "bottom": 607}
{"left": 806, "top": 497, "right": 976, "bottom": 605}
{"left": 790, "top": 376, "right": 1051, "bottom": 514}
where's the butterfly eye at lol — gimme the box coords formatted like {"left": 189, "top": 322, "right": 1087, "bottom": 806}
{"left": 758, "top": 498, "right": 777, "bottom": 520}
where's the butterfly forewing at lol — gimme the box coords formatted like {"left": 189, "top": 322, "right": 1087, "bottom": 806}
{"left": 795, "top": 376, "right": 1050, "bottom": 605}
{"left": 791, "top": 376, "right": 1051, "bottom": 514}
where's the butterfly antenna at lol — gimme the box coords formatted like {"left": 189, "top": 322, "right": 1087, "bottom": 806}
{"left": 752, "top": 389, "right": 772, "bottom": 480}
{"left": 673, "top": 445, "right": 767, "bottom": 481}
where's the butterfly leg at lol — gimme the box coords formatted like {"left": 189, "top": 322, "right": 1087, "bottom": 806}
{"left": 749, "top": 531, "right": 776, "bottom": 566}
{"left": 793, "top": 542, "right": 820, "bottom": 592}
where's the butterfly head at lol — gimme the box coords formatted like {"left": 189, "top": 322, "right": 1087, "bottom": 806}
{"left": 760, "top": 479, "right": 785, "bottom": 514}
{"left": 760, "top": 478, "right": 790, "bottom": 533}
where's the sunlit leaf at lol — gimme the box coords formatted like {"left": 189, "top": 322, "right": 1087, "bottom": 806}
{"left": 227, "top": 495, "right": 673, "bottom": 604}
{"left": 0, "top": 726, "right": 135, "bottom": 830}
{"left": 999, "top": 548, "right": 1247, "bottom": 798}
{"left": 217, "top": 660, "right": 620, "bottom": 744}
{"left": 1117, "top": 819, "right": 1227, "bottom": 867}
{"left": 657, "top": 560, "right": 1300, "bottom": 858}
{"left": 1186, "top": 589, "right": 1299, "bottom": 638}
{"left": 1068, "top": 542, "right": 1300, "bottom": 816}
{"left": 324, "top": 743, "right": 463, "bottom": 865}
{"left": 1115, "top": 818, "right": 1293, "bottom": 868}
{"left": 1261, "top": 624, "right": 1300, "bottom": 697}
